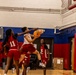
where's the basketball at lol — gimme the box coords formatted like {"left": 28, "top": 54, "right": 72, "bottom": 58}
{"left": 33, "top": 29, "right": 45, "bottom": 37}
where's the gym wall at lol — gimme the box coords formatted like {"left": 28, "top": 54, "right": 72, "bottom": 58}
{"left": 0, "top": 11, "right": 62, "bottom": 28}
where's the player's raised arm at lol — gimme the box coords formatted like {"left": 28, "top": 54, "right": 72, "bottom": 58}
{"left": 17, "top": 28, "right": 38, "bottom": 36}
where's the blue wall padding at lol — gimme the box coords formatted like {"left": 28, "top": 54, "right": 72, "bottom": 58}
{"left": 2, "top": 26, "right": 76, "bottom": 43}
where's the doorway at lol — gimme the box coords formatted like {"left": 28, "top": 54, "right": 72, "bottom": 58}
{"left": 69, "top": 37, "right": 74, "bottom": 70}
{"left": 33, "top": 38, "right": 54, "bottom": 69}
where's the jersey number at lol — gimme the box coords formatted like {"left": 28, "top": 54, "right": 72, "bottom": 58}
{"left": 10, "top": 41, "right": 16, "bottom": 47}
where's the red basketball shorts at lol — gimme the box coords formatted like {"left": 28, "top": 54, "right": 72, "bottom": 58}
{"left": 22, "top": 44, "right": 36, "bottom": 53}
{"left": 8, "top": 49, "right": 20, "bottom": 61}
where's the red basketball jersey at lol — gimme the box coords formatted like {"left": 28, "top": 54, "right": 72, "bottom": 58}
{"left": 8, "top": 35, "right": 19, "bottom": 49}
{"left": 40, "top": 45, "right": 48, "bottom": 59}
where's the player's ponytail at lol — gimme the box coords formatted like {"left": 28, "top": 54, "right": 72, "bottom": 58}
{"left": 2, "top": 29, "right": 12, "bottom": 53}
{"left": 3, "top": 29, "right": 12, "bottom": 46}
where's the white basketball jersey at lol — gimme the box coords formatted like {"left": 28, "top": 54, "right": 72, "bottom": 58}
{"left": 23, "top": 33, "right": 32, "bottom": 44}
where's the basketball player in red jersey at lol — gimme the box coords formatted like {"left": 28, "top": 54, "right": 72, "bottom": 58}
{"left": 19, "top": 51, "right": 30, "bottom": 75}
{"left": 20, "top": 27, "right": 45, "bottom": 68}
{"left": 40, "top": 39, "right": 50, "bottom": 67}
{"left": 2, "top": 28, "right": 36, "bottom": 75}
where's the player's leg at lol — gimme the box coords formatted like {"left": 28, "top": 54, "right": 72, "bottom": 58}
{"left": 19, "top": 54, "right": 25, "bottom": 64}
{"left": 4, "top": 57, "right": 11, "bottom": 75}
{"left": 20, "top": 60, "right": 28, "bottom": 75}
{"left": 4, "top": 50, "right": 13, "bottom": 75}
{"left": 43, "top": 67, "right": 46, "bottom": 75}
{"left": 26, "top": 44, "right": 45, "bottom": 67}
{"left": 33, "top": 50, "right": 41, "bottom": 60}
{"left": 22, "top": 63, "right": 27, "bottom": 75}
{"left": 33, "top": 50, "right": 45, "bottom": 67}
{"left": 14, "top": 60, "right": 19, "bottom": 75}
{"left": 14, "top": 50, "right": 20, "bottom": 75}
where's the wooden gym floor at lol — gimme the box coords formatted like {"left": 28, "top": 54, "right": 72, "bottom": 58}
{"left": 0, "top": 69, "right": 76, "bottom": 75}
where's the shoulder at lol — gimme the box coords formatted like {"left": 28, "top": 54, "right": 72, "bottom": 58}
{"left": 24, "top": 33, "right": 31, "bottom": 36}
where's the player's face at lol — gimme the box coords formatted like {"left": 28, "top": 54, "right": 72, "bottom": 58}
{"left": 40, "top": 39, "right": 44, "bottom": 44}
{"left": 26, "top": 27, "right": 30, "bottom": 31}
